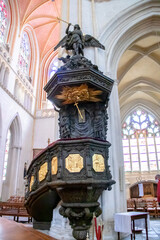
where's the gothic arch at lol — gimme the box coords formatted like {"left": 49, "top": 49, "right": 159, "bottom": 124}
{"left": 7, "top": 113, "right": 22, "bottom": 148}
{"left": 121, "top": 102, "right": 160, "bottom": 125}
{"left": 99, "top": 0, "right": 160, "bottom": 78}
{"left": 1, "top": 113, "right": 22, "bottom": 200}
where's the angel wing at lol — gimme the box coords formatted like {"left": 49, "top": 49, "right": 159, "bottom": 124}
{"left": 84, "top": 35, "right": 105, "bottom": 50}
{"left": 54, "top": 35, "right": 68, "bottom": 51}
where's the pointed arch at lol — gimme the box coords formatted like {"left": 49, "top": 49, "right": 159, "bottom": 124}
{"left": 99, "top": 0, "right": 160, "bottom": 78}
{"left": 122, "top": 107, "right": 160, "bottom": 172}
{"left": 1, "top": 113, "right": 22, "bottom": 200}
{"left": 6, "top": 113, "right": 22, "bottom": 148}
{"left": 121, "top": 101, "right": 160, "bottom": 124}
{"left": 18, "top": 31, "right": 31, "bottom": 78}
{"left": 19, "top": 24, "right": 40, "bottom": 87}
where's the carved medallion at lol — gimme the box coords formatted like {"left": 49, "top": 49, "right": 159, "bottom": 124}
{"left": 30, "top": 176, "right": 34, "bottom": 191}
{"left": 92, "top": 154, "right": 105, "bottom": 172}
{"left": 52, "top": 156, "right": 58, "bottom": 175}
{"left": 39, "top": 162, "right": 48, "bottom": 182}
{"left": 65, "top": 154, "right": 83, "bottom": 172}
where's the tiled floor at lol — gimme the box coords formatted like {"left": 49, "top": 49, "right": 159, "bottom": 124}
{"left": 123, "top": 218, "right": 160, "bottom": 240}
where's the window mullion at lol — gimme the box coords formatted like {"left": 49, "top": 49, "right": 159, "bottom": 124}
{"left": 136, "top": 132, "right": 141, "bottom": 172}
{"left": 154, "top": 134, "right": 159, "bottom": 170}
{"left": 145, "top": 133, "right": 150, "bottom": 171}
{"left": 128, "top": 136, "right": 132, "bottom": 172}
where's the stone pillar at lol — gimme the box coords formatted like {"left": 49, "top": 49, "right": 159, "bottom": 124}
{"left": 101, "top": 80, "right": 126, "bottom": 240}
{"left": 8, "top": 146, "right": 21, "bottom": 197}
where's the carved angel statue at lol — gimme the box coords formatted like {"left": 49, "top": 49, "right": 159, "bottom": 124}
{"left": 54, "top": 23, "right": 105, "bottom": 56}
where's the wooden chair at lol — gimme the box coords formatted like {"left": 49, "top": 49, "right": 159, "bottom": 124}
{"left": 146, "top": 200, "right": 157, "bottom": 217}
{"left": 127, "top": 199, "right": 135, "bottom": 211}
{"left": 135, "top": 199, "right": 147, "bottom": 212}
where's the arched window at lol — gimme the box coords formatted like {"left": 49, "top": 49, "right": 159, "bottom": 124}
{"left": 46, "top": 58, "right": 58, "bottom": 109}
{"left": 3, "top": 128, "right": 11, "bottom": 180}
{"left": 18, "top": 32, "right": 31, "bottom": 76}
{"left": 0, "top": 0, "right": 9, "bottom": 43}
{"left": 122, "top": 109, "right": 160, "bottom": 172}
{"left": 48, "top": 58, "right": 58, "bottom": 79}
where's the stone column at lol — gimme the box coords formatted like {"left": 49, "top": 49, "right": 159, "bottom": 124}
{"left": 101, "top": 79, "right": 126, "bottom": 240}
{"left": 8, "top": 146, "right": 22, "bottom": 197}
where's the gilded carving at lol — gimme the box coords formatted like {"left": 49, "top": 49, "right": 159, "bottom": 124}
{"left": 92, "top": 154, "right": 105, "bottom": 172}
{"left": 52, "top": 156, "right": 58, "bottom": 175}
{"left": 55, "top": 84, "right": 102, "bottom": 105}
{"left": 39, "top": 162, "right": 48, "bottom": 182}
{"left": 30, "top": 176, "right": 34, "bottom": 191}
{"left": 65, "top": 154, "right": 83, "bottom": 172}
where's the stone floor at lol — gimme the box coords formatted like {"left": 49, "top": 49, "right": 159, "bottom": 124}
{"left": 123, "top": 218, "right": 160, "bottom": 240}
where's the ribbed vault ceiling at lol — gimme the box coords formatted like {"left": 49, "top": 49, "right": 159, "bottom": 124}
{"left": 118, "top": 32, "right": 160, "bottom": 116}
{"left": 17, "top": 0, "right": 61, "bottom": 59}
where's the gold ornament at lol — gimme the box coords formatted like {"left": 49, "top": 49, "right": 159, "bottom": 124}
{"left": 65, "top": 154, "right": 83, "bottom": 172}
{"left": 52, "top": 156, "right": 58, "bottom": 175}
{"left": 39, "top": 162, "right": 48, "bottom": 182}
{"left": 30, "top": 176, "right": 34, "bottom": 191}
{"left": 92, "top": 154, "right": 105, "bottom": 172}
{"left": 55, "top": 84, "right": 102, "bottom": 105}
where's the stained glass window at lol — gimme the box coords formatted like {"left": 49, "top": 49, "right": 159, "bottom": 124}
{"left": 18, "top": 32, "right": 31, "bottom": 76}
{"left": 122, "top": 109, "right": 160, "bottom": 172}
{"left": 0, "top": 0, "right": 8, "bottom": 43}
{"left": 49, "top": 58, "right": 58, "bottom": 79}
{"left": 3, "top": 129, "right": 11, "bottom": 180}
{"left": 46, "top": 58, "right": 58, "bottom": 108}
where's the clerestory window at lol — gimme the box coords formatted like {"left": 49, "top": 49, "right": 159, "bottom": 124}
{"left": 18, "top": 32, "right": 31, "bottom": 76}
{"left": 0, "top": 0, "right": 9, "bottom": 43}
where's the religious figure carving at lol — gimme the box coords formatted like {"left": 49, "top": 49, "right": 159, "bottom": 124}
{"left": 54, "top": 23, "right": 105, "bottom": 56}
{"left": 59, "top": 108, "right": 70, "bottom": 138}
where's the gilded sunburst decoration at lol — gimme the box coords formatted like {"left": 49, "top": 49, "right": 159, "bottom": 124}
{"left": 55, "top": 84, "right": 102, "bottom": 105}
